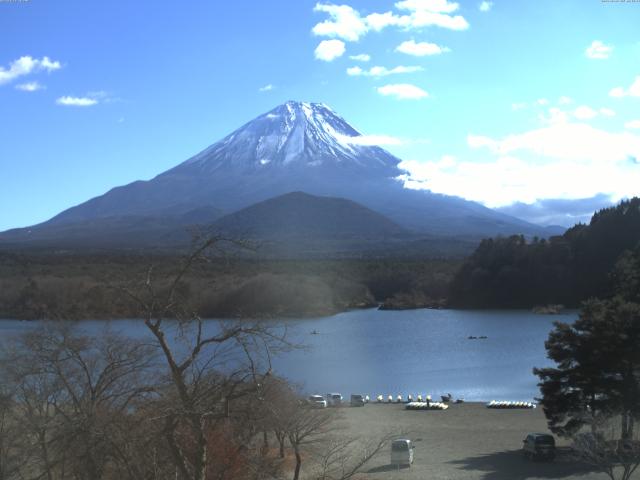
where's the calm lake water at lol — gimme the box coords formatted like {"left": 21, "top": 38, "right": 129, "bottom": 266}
{"left": 0, "top": 308, "right": 577, "bottom": 402}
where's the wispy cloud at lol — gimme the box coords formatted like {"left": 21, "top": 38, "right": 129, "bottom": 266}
{"left": 478, "top": 1, "right": 493, "bottom": 12}
{"left": 314, "top": 39, "right": 346, "bottom": 61}
{"left": 0, "top": 56, "right": 61, "bottom": 86}
{"left": 377, "top": 83, "right": 429, "bottom": 100}
{"left": 537, "top": 103, "right": 615, "bottom": 124}
{"left": 395, "top": 40, "right": 450, "bottom": 56}
{"left": 585, "top": 40, "right": 612, "bottom": 60}
{"left": 340, "top": 134, "right": 405, "bottom": 146}
{"left": 56, "top": 96, "right": 98, "bottom": 107}
{"left": 625, "top": 120, "right": 640, "bottom": 130}
{"left": 349, "top": 53, "right": 370, "bottom": 62}
{"left": 573, "top": 105, "right": 598, "bottom": 120}
{"left": 347, "top": 65, "right": 423, "bottom": 77}
{"left": 15, "top": 81, "right": 45, "bottom": 92}
{"left": 259, "top": 84, "right": 275, "bottom": 92}
{"left": 610, "top": 76, "right": 640, "bottom": 98}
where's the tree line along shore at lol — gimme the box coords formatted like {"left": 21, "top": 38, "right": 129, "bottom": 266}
{"left": 1, "top": 198, "right": 639, "bottom": 320}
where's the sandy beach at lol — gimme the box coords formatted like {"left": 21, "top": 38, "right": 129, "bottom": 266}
{"left": 339, "top": 402, "right": 619, "bottom": 480}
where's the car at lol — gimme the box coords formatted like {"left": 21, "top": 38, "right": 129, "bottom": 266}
{"left": 391, "top": 438, "right": 414, "bottom": 467}
{"left": 350, "top": 394, "right": 365, "bottom": 406}
{"left": 522, "top": 433, "right": 556, "bottom": 461}
{"left": 308, "top": 395, "right": 327, "bottom": 408}
{"left": 326, "top": 393, "right": 343, "bottom": 406}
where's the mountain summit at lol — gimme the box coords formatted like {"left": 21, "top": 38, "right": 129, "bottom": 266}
{"left": 1, "top": 101, "right": 554, "bottom": 249}
{"left": 178, "top": 101, "right": 400, "bottom": 175}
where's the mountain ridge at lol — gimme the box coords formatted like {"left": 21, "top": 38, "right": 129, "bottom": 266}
{"left": 0, "top": 101, "right": 560, "bottom": 251}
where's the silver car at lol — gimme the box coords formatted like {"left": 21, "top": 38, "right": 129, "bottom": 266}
{"left": 308, "top": 395, "right": 327, "bottom": 408}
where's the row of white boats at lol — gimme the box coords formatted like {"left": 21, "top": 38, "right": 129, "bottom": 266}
{"left": 405, "top": 401, "right": 449, "bottom": 410}
{"left": 486, "top": 400, "right": 537, "bottom": 409}
{"left": 375, "top": 394, "right": 452, "bottom": 403}
{"left": 370, "top": 396, "right": 537, "bottom": 409}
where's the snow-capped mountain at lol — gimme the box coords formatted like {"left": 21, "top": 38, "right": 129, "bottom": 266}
{"left": 178, "top": 101, "right": 400, "bottom": 174}
{"left": 1, "top": 101, "right": 554, "bottom": 247}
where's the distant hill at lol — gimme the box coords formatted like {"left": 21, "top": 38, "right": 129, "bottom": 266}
{"left": 450, "top": 198, "right": 640, "bottom": 308}
{"left": 0, "top": 192, "right": 479, "bottom": 257}
{"left": 212, "top": 191, "right": 407, "bottom": 239}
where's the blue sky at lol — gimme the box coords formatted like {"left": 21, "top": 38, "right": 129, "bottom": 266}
{"left": 1, "top": 0, "right": 639, "bottom": 230}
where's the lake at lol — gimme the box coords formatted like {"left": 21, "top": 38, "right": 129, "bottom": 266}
{"left": 0, "top": 308, "right": 577, "bottom": 402}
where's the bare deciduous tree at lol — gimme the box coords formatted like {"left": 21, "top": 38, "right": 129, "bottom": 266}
{"left": 573, "top": 415, "right": 640, "bottom": 480}
{"left": 1, "top": 323, "right": 158, "bottom": 480}
{"left": 120, "top": 236, "right": 290, "bottom": 480}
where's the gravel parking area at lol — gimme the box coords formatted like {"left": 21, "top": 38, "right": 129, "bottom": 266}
{"left": 339, "top": 403, "right": 618, "bottom": 480}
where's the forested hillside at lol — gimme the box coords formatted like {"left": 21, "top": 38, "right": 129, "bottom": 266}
{"left": 450, "top": 198, "right": 640, "bottom": 308}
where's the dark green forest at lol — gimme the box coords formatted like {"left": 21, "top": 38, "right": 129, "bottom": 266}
{"left": 0, "top": 254, "right": 459, "bottom": 320}
{"left": 450, "top": 197, "right": 640, "bottom": 308}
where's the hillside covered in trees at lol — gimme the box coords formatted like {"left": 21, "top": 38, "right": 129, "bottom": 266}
{"left": 450, "top": 198, "right": 640, "bottom": 308}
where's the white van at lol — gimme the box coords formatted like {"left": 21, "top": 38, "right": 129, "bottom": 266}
{"left": 326, "top": 393, "right": 343, "bottom": 406}
{"left": 391, "top": 439, "right": 414, "bottom": 467}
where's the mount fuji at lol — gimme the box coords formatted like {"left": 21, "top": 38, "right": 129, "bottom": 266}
{"left": 0, "top": 101, "right": 557, "bottom": 251}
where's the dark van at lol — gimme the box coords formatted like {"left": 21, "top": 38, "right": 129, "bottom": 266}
{"left": 522, "top": 433, "right": 556, "bottom": 461}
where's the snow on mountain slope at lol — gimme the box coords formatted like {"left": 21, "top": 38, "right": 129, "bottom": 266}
{"left": 171, "top": 101, "right": 400, "bottom": 175}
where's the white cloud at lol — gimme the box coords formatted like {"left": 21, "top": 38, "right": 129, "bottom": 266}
{"left": 347, "top": 65, "right": 423, "bottom": 76}
{"left": 314, "top": 39, "right": 346, "bottom": 61}
{"left": 312, "top": 1, "right": 469, "bottom": 45}
{"left": 401, "top": 10, "right": 469, "bottom": 30}
{"left": 312, "top": 3, "right": 368, "bottom": 41}
{"left": 539, "top": 107, "right": 570, "bottom": 125}
{"left": 558, "top": 96, "right": 573, "bottom": 105}
{"left": 365, "top": 12, "right": 402, "bottom": 31}
{"left": 610, "top": 87, "right": 626, "bottom": 98}
{"left": 586, "top": 40, "right": 613, "bottom": 60}
{"left": 395, "top": 0, "right": 460, "bottom": 14}
{"left": 479, "top": 1, "right": 493, "bottom": 12}
{"left": 468, "top": 123, "right": 640, "bottom": 164}
{"left": 0, "top": 55, "right": 61, "bottom": 85}
{"left": 573, "top": 105, "right": 598, "bottom": 120}
{"left": 538, "top": 105, "right": 614, "bottom": 124}
{"left": 511, "top": 102, "right": 527, "bottom": 111}
{"left": 399, "top": 153, "right": 640, "bottom": 207}
{"left": 400, "top": 123, "right": 640, "bottom": 207}
{"left": 56, "top": 96, "right": 98, "bottom": 107}
{"left": 625, "top": 120, "right": 640, "bottom": 130}
{"left": 377, "top": 83, "right": 429, "bottom": 99}
{"left": 15, "top": 81, "right": 44, "bottom": 92}
{"left": 396, "top": 40, "right": 450, "bottom": 56}
{"left": 349, "top": 53, "right": 370, "bottom": 62}
{"left": 609, "top": 76, "right": 640, "bottom": 98}
{"left": 537, "top": 98, "right": 549, "bottom": 106}
{"left": 259, "top": 84, "right": 274, "bottom": 92}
